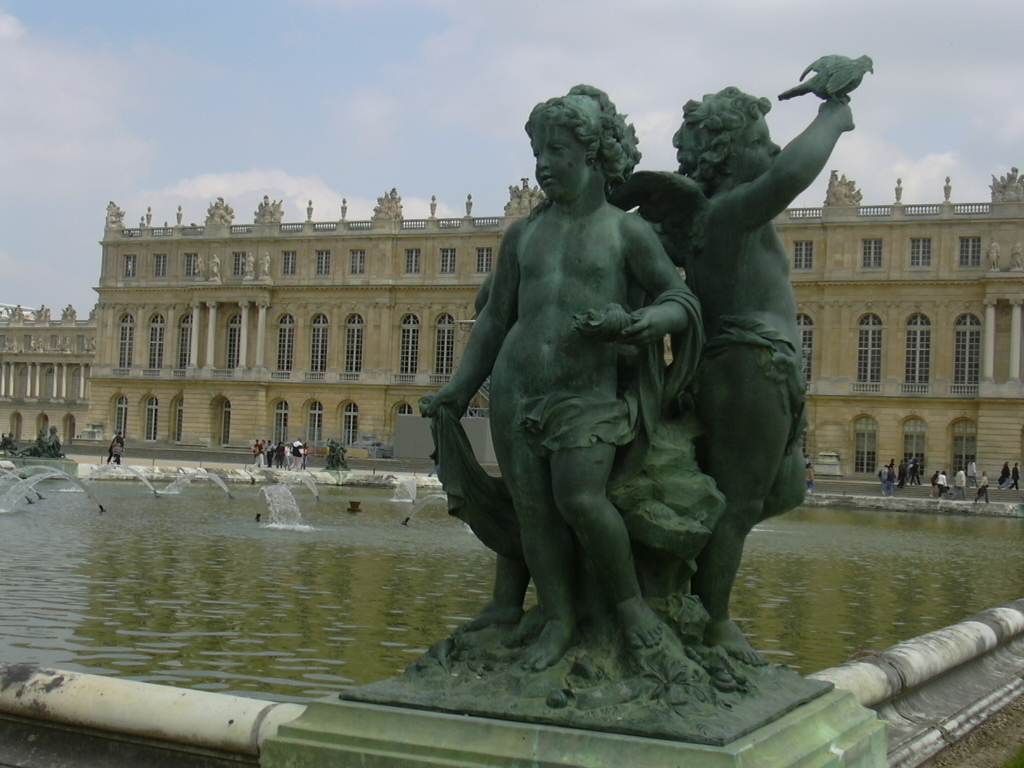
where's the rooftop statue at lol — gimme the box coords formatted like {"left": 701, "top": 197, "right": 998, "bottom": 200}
{"left": 61, "top": 305, "right": 77, "bottom": 323}
{"left": 204, "top": 197, "right": 235, "bottom": 226}
{"left": 35, "top": 305, "right": 50, "bottom": 324}
{"left": 372, "top": 188, "right": 403, "bottom": 220}
{"left": 346, "top": 82, "right": 849, "bottom": 743}
{"left": 503, "top": 177, "right": 546, "bottom": 216}
{"left": 254, "top": 195, "right": 284, "bottom": 224}
{"left": 823, "top": 169, "right": 862, "bottom": 206}
{"left": 991, "top": 167, "right": 1024, "bottom": 202}
{"left": 105, "top": 201, "right": 125, "bottom": 229}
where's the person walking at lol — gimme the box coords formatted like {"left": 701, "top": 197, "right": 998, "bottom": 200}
{"left": 275, "top": 441, "right": 286, "bottom": 468}
{"left": 936, "top": 470, "right": 949, "bottom": 498}
{"left": 999, "top": 462, "right": 1011, "bottom": 489}
{"left": 1013, "top": 463, "right": 1020, "bottom": 491}
{"left": 110, "top": 431, "right": 125, "bottom": 465}
{"left": 976, "top": 472, "right": 990, "bottom": 503}
{"left": 966, "top": 460, "right": 977, "bottom": 488}
{"left": 908, "top": 457, "right": 921, "bottom": 485}
{"left": 953, "top": 469, "right": 967, "bottom": 500}
{"left": 301, "top": 442, "right": 310, "bottom": 470}
{"left": 896, "top": 460, "right": 907, "bottom": 490}
{"left": 252, "top": 440, "right": 264, "bottom": 468}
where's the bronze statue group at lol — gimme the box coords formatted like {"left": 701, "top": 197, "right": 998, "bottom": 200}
{"left": 409, "top": 58, "right": 870, "bottom": 719}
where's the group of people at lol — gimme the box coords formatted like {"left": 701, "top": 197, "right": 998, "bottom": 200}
{"left": 923, "top": 459, "right": 1018, "bottom": 503}
{"left": 251, "top": 439, "right": 311, "bottom": 469}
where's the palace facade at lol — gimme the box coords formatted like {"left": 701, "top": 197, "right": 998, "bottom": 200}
{"left": 3, "top": 172, "right": 1024, "bottom": 475}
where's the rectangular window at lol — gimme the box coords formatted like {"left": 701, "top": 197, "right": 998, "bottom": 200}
{"left": 959, "top": 236, "right": 982, "bottom": 268}
{"left": 476, "top": 247, "right": 493, "bottom": 273}
{"left": 184, "top": 253, "right": 199, "bottom": 277}
{"left": 124, "top": 254, "right": 137, "bottom": 278}
{"left": 440, "top": 248, "right": 457, "bottom": 274}
{"left": 232, "top": 252, "right": 247, "bottom": 277}
{"left": 281, "top": 251, "right": 296, "bottom": 276}
{"left": 910, "top": 238, "right": 932, "bottom": 267}
{"left": 857, "top": 328, "right": 882, "bottom": 383}
{"left": 350, "top": 249, "right": 366, "bottom": 275}
{"left": 153, "top": 253, "right": 167, "bottom": 277}
{"left": 405, "top": 248, "right": 421, "bottom": 274}
{"left": 861, "top": 239, "right": 882, "bottom": 269}
{"left": 315, "top": 250, "right": 331, "bottom": 276}
{"left": 793, "top": 241, "right": 813, "bottom": 270}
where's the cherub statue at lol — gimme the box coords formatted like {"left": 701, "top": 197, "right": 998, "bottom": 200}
{"left": 614, "top": 64, "right": 861, "bottom": 665}
{"left": 325, "top": 438, "right": 349, "bottom": 470}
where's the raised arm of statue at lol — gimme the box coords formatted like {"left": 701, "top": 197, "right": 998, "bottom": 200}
{"left": 727, "top": 99, "right": 854, "bottom": 226}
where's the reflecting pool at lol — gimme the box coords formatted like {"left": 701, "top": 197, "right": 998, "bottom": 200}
{"left": 2, "top": 482, "right": 1022, "bottom": 703}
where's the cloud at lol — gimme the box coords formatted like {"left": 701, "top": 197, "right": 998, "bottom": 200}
{"left": 0, "top": 11, "right": 150, "bottom": 201}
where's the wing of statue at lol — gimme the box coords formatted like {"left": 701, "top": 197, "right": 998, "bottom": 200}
{"left": 610, "top": 171, "right": 708, "bottom": 269}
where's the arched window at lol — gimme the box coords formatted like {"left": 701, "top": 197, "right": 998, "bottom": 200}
{"left": 434, "top": 314, "right": 456, "bottom": 377}
{"left": 114, "top": 395, "right": 128, "bottom": 437}
{"left": 397, "top": 403, "right": 413, "bottom": 416}
{"left": 951, "top": 420, "right": 977, "bottom": 472}
{"left": 954, "top": 314, "right": 981, "bottom": 387}
{"left": 148, "top": 314, "right": 165, "bottom": 370}
{"left": 796, "top": 314, "right": 813, "bottom": 388}
{"left": 343, "top": 403, "right": 359, "bottom": 445}
{"left": 172, "top": 398, "right": 184, "bottom": 442}
{"left": 853, "top": 416, "right": 878, "bottom": 474}
{"left": 857, "top": 314, "right": 883, "bottom": 384}
{"left": 276, "top": 314, "right": 295, "bottom": 371}
{"left": 274, "top": 401, "right": 289, "bottom": 444}
{"left": 399, "top": 314, "right": 420, "bottom": 375}
{"left": 904, "top": 314, "right": 931, "bottom": 385}
{"left": 310, "top": 314, "right": 329, "bottom": 373}
{"left": 177, "top": 314, "right": 193, "bottom": 369}
{"left": 226, "top": 313, "right": 241, "bottom": 369}
{"left": 902, "top": 417, "right": 927, "bottom": 468}
{"left": 220, "top": 399, "right": 231, "bottom": 445}
{"left": 308, "top": 401, "right": 324, "bottom": 442}
{"left": 145, "top": 396, "right": 159, "bottom": 441}
{"left": 345, "top": 314, "right": 364, "bottom": 374}
{"left": 118, "top": 314, "right": 135, "bottom": 368}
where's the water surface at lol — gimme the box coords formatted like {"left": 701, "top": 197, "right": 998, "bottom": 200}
{"left": 2, "top": 482, "right": 1021, "bottom": 702}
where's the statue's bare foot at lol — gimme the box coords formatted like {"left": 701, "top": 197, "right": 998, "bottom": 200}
{"left": 463, "top": 601, "right": 524, "bottom": 632}
{"left": 704, "top": 620, "right": 768, "bottom": 666}
{"left": 619, "top": 596, "right": 664, "bottom": 649}
{"left": 520, "top": 619, "right": 575, "bottom": 672}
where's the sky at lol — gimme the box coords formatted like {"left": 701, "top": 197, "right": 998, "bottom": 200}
{"left": 1, "top": 0, "right": 1022, "bottom": 312}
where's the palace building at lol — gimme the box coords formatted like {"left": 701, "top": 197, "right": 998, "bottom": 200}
{"left": 2, "top": 171, "right": 1023, "bottom": 476}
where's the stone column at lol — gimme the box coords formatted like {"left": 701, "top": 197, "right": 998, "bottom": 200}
{"left": 255, "top": 301, "right": 268, "bottom": 368}
{"left": 78, "top": 365, "right": 87, "bottom": 400}
{"left": 238, "top": 301, "right": 250, "bottom": 368}
{"left": 1011, "top": 301, "right": 1022, "bottom": 382}
{"left": 51, "top": 365, "right": 59, "bottom": 398}
{"left": 60, "top": 363, "right": 68, "bottom": 399}
{"left": 204, "top": 301, "right": 218, "bottom": 368}
{"left": 31, "top": 363, "right": 38, "bottom": 398}
{"left": 189, "top": 301, "right": 201, "bottom": 368}
{"left": 0, "top": 363, "right": 6, "bottom": 397}
{"left": 983, "top": 300, "right": 996, "bottom": 381}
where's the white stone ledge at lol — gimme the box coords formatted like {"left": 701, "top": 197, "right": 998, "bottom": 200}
{"left": 0, "top": 663, "right": 305, "bottom": 757}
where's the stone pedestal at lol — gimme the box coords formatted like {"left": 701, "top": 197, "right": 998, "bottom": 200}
{"left": 262, "top": 689, "right": 886, "bottom": 768}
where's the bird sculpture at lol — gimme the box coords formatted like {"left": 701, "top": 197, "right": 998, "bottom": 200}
{"left": 778, "top": 55, "right": 873, "bottom": 103}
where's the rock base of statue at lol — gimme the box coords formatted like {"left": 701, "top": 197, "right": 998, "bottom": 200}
{"left": 262, "top": 688, "right": 886, "bottom": 768}
{"left": 3, "top": 457, "right": 79, "bottom": 478}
